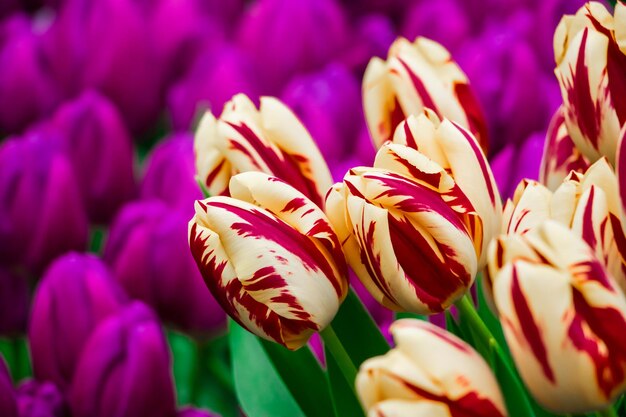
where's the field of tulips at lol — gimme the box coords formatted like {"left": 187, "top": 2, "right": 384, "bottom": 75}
{"left": 1, "top": 0, "right": 625, "bottom": 416}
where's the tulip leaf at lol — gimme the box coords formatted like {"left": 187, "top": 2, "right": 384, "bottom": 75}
{"left": 196, "top": 334, "right": 238, "bottom": 417}
{"left": 325, "top": 344, "right": 366, "bottom": 417}
{"left": 0, "top": 337, "right": 32, "bottom": 383}
{"left": 492, "top": 345, "right": 538, "bottom": 417}
{"left": 168, "top": 330, "right": 198, "bottom": 405}
{"left": 229, "top": 321, "right": 306, "bottom": 417}
{"left": 395, "top": 312, "right": 427, "bottom": 321}
{"left": 476, "top": 277, "right": 510, "bottom": 360}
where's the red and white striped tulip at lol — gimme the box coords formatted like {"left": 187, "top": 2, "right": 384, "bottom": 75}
{"left": 194, "top": 94, "right": 332, "bottom": 207}
{"left": 554, "top": 1, "right": 626, "bottom": 165}
{"left": 539, "top": 106, "right": 590, "bottom": 191}
{"left": 490, "top": 221, "right": 626, "bottom": 413}
{"left": 363, "top": 37, "right": 487, "bottom": 151}
{"left": 188, "top": 172, "right": 348, "bottom": 350}
{"left": 356, "top": 319, "right": 507, "bottom": 417}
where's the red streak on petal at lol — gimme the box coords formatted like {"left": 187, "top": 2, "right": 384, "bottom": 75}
{"left": 455, "top": 82, "right": 489, "bottom": 154}
{"left": 581, "top": 186, "right": 598, "bottom": 251}
{"left": 397, "top": 58, "right": 439, "bottom": 114}
{"left": 403, "top": 121, "right": 418, "bottom": 149}
{"left": 205, "top": 158, "right": 228, "bottom": 192}
{"left": 281, "top": 197, "right": 307, "bottom": 213}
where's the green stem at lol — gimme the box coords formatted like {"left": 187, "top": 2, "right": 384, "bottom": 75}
{"left": 320, "top": 325, "right": 358, "bottom": 394}
{"left": 455, "top": 294, "right": 497, "bottom": 349}
{"left": 596, "top": 407, "right": 618, "bottom": 417}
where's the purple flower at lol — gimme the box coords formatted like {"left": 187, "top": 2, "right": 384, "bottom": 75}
{"left": 104, "top": 200, "right": 225, "bottom": 335}
{"left": 68, "top": 302, "right": 176, "bottom": 417}
{"left": 0, "top": 357, "right": 17, "bottom": 417}
{"left": 16, "top": 380, "right": 67, "bottom": 417}
{"left": 0, "top": 133, "right": 88, "bottom": 273}
{"left": 0, "top": 268, "right": 29, "bottom": 336}
{"left": 340, "top": 14, "right": 396, "bottom": 73}
{"left": 48, "top": 90, "right": 136, "bottom": 223}
{"left": 29, "top": 253, "right": 127, "bottom": 390}
{"left": 0, "top": 14, "right": 61, "bottom": 135}
{"left": 140, "top": 134, "right": 201, "bottom": 216}
{"left": 236, "top": 0, "right": 349, "bottom": 92}
{"left": 177, "top": 408, "right": 220, "bottom": 417}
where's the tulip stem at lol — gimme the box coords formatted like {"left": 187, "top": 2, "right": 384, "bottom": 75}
{"left": 320, "top": 325, "right": 358, "bottom": 393}
{"left": 597, "top": 407, "right": 618, "bottom": 417}
{"left": 455, "top": 294, "right": 496, "bottom": 348}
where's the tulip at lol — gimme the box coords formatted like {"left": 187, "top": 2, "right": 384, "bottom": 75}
{"left": 194, "top": 94, "right": 333, "bottom": 207}
{"left": 362, "top": 36, "right": 488, "bottom": 151}
{"left": 189, "top": 172, "right": 348, "bottom": 349}
{"left": 29, "top": 253, "right": 127, "bottom": 390}
{"left": 140, "top": 133, "right": 202, "bottom": 216}
{"left": 104, "top": 200, "right": 225, "bottom": 335}
{"left": 69, "top": 302, "right": 176, "bottom": 417}
{"left": 16, "top": 380, "right": 67, "bottom": 417}
{"left": 177, "top": 407, "right": 220, "bottom": 417}
{"left": 340, "top": 14, "right": 396, "bottom": 73}
{"left": 540, "top": 106, "right": 591, "bottom": 191}
{"left": 554, "top": 1, "right": 626, "bottom": 165}
{"left": 0, "top": 268, "right": 29, "bottom": 336}
{"left": 489, "top": 221, "right": 626, "bottom": 413}
{"left": 356, "top": 319, "right": 507, "bottom": 417}
{"left": 0, "top": 357, "right": 17, "bottom": 417}
{"left": 0, "top": 133, "right": 88, "bottom": 273}
{"left": 49, "top": 90, "right": 136, "bottom": 223}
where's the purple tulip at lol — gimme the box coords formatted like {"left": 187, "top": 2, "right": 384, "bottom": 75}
{"left": 340, "top": 14, "right": 396, "bottom": 73}
{"left": 0, "top": 133, "right": 88, "bottom": 273}
{"left": 0, "top": 357, "right": 17, "bottom": 417}
{"left": 177, "top": 408, "right": 220, "bottom": 417}
{"left": 29, "top": 253, "right": 127, "bottom": 390}
{"left": 281, "top": 64, "right": 362, "bottom": 166}
{"left": 47, "top": 90, "right": 136, "bottom": 223}
{"left": 140, "top": 134, "right": 201, "bottom": 216}
{"left": 68, "top": 302, "right": 176, "bottom": 417}
{"left": 0, "top": 268, "right": 29, "bottom": 336}
{"left": 237, "top": 0, "right": 349, "bottom": 92}
{"left": 16, "top": 380, "right": 67, "bottom": 417}
{"left": 490, "top": 132, "right": 545, "bottom": 200}
{"left": 104, "top": 200, "right": 225, "bottom": 335}
{"left": 0, "top": 14, "right": 61, "bottom": 134}
{"left": 166, "top": 44, "right": 260, "bottom": 131}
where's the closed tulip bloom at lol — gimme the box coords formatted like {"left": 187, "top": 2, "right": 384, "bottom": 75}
{"left": 356, "top": 319, "right": 507, "bottom": 417}
{"left": 363, "top": 37, "right": 487, "bottom": 151}
{"left": 69, "top": 302, "right": 176, "bottom": 417}
{"left": 16, "top": 380, "right": 67, "bottom": 417}
{"left": 0, "top": 357, "right": 17, "bottom": 417}
{"left": 189, "top": 172, "right": 348, "bottom": 349}
{"left": 177, "top": 408, "right": 220, "bottom": 417}
{"left": 194, "top": 94, "right": 332, "bottom": 207}
{"left": 29, "top": 253, "right": 127, "bottom": 390}
{"left": 489, "top": 221, "right": 626, "bottom": 413}
{"left": 540, "top": 106, "right": 591, "bottom": 191}
{"left": 554, "top": 1, "right": 626, "bottom": 165}
{"left": 0, "top": 268, "right": 29, "bottom": 336}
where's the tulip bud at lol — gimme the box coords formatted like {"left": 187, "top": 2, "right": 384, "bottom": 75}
{"left": 29, "top": 253, "right": 127, "bottom": 390}
{"left": 16, "top": 380, "right": 67, "bottom": 417}
{"left": 49, "top": 90, "right": 136, "bottom": 223}
{"left": 104, "top": 200, "right": 225, "bottom": 335}
{"left": 490, "top": 221, "right": 626, "bottom": 413}
{"left": 194, "top": 94, "right": 333, "bottom": 207}
{"left": 356, "top": 319, "right": 507, "bottom": 417}
{"left": 177, "top": 407, "right": 220, "bottom": 417}
{"left": 554, "top": 1, "right": 626, "bottom": 165}
{"left": 540, "top": 106, "right": 591, "bottom": 191}
{"left": 0, "top": 133, "right": 88, "bottom": 273}
{"left": 0, "top": 268, "right": 29, "bottom": 336}
{"left": 69, "top": 302, "right": 176, "bottom": 417}
{"left": 0, "top": 357, "right": 17, "bottom": 417}
{"left": 189, "top": 172, "right": 348, "bottom": 349}
{"left": 363, "top": 36, "right": 487, "bottom": 151}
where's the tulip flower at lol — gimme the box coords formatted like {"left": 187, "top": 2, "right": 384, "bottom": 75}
{"left": 554, "top": 1, "right": 626, "bottom": 165}
{"left": 189, "top": 172, "right": 348, "bottom": 349}
{"left": 16, "top": 380, "right": 67, "bottom": 417}
{"left": 489, "top": 221, "right": 626, "bottom": 413}
{"left": 194, "top": 94, "right": 333, "bottom": 207}
{"left": 69, "top": 302, "right": 176, "bottom": 417}
{"left": 356, "top": 319, "right": 507, "bottom": 417}
{"left": 177, "top": 408, "right": 220, "bottom": 417}
{"left": 540, "top": 106, "right": 591, "bottom": 191}
{"left": 104, "top": 200, "right": 225, "bottom": 335}
{"left": 362, "top": 36, "right": 487, "bottom": 151}
{"left": 0, "top": 357, "right": 17, "bottom": 417}
{"left": 340, "top": 14, "right": 396, "bottom": 73}
{"left": 0, "top": 268, "right": 29, "bottom": 336}
{"left": 0, "top": 133, "right": 88, "bottom": 273}
{"left": 29, "top": 253, "right": 127, "bottom": 390}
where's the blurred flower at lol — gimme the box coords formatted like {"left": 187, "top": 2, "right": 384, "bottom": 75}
{"left": 237, "top": 0, "right": 349, "bottom": 92}
{"left": 0, "top": 133, "right": 88, "bottom": 273}
{"left": 0, "top": 268, "right": 29, "bottom": 336}
{"left": 48, "top": 90, "right": 136, "bottom": 223}
{"left": 0, "top": 356, "right": 17, "bottom": 417}
{"left": 340, "top": 14, "right": 396, "bottom": 73}
{"left": 281, "top": 64, "right": 362, "bottom": 166}
{"left": 491, "top": 132, "right": 544, "bottom": 199}
{"left": 554, "top": 1, "right": 626, "bottom": 165}
{"left": 363, "top": 37, "right": 488, "bottom": 151}
{"left": 29, "top": 253, "right": 127, "bottom": 390}
{"left": 356, "top": 319, "right": 507, "bottom": 417}
{"left": 177, "top": 407, "right": 220, "bottom": 417}
{"left": 189, "top": 172, "right": 348, "bottom": 350}
{"left": 68, "top": 302, "right": 176, "bottom": 417}
{"left": 489, "top": 221, "right": 626, "bottom": 413}
{"left": 194, "top": 94, "right": 332, "bottom": 207}
{"left": 0, "top": 13, "right": 61, "bottom": 134}
{"left": 140, "top": 133, "right": 201, "bottom": 216}
{"left": 16, "top": 380, "right": 67, "bottom": 417}
{"left": 104, "top": 200, "right": 225, "bottom": 335}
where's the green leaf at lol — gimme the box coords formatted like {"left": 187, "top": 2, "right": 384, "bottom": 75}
{"left": 492, "top": 346, "right": 538, "bottom": 417}
{"left": 0, "top": 337, "right": 32, "bottom": 383}
{"left": 229, "top": 321, "right": 305, "bottom": 417}
{"left": 329, "top": 288, "right": 389, "bottom": 367}
{"left": 196, "top": 334, "right": 238, "bottom": 417}
{"left": 476, "top": 278, "right": 510, "bottom": 360}
{"left": 168, "top": 331, "right": 198, "bottom": 406}
{"left": 395, "top": 311, "right": 427, "bottom": 320}
{"left": 445, "top": 311, "right": 463, "bottom": 338}
{"left": 325, "top": 344, "right": 365, "bottom": 417}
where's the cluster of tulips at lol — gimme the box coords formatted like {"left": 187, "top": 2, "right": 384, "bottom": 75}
{"left": 188, "top": 2, "right": 626, "bottom": 416}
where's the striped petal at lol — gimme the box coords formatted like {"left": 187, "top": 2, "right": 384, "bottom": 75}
{"left": 194, "top": 111, "right": 231, "bottom": 196}
{"left": 501, "top": 180, "right": 553, "bottom": 235}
